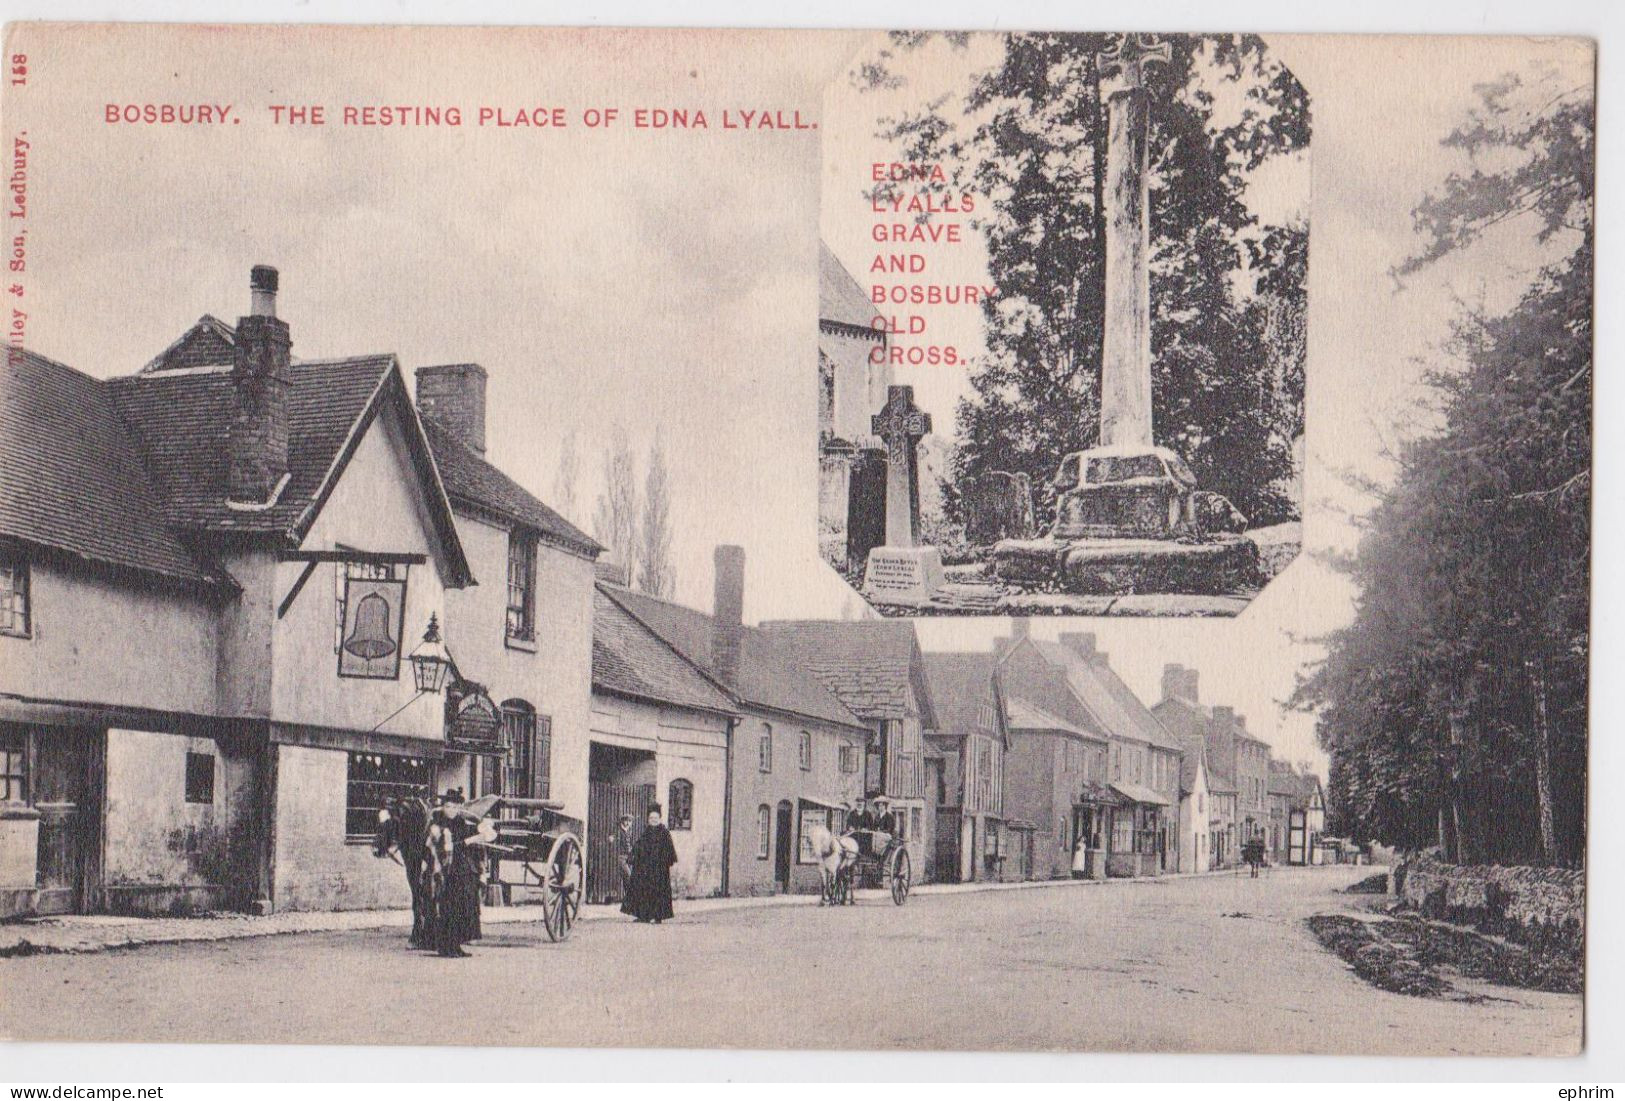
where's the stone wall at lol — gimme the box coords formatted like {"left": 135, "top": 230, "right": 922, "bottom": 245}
{"left": 1395, "top": 853, "right": 1584, "bottom": 955}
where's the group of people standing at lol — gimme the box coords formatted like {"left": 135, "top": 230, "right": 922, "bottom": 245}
{"left": 417, "top": 792, "right": 893, "bottom": 945}
{"left": 616, "top": 804, "right": 679, "bottom": 924}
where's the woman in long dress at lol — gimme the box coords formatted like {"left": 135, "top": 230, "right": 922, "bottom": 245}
{"left": 620, "top": 803, "right": 677, "bottom": 924}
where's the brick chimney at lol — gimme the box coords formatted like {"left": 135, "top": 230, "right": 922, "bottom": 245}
{"left": 1010, "top": 616, "right": 1031, "bottom": 641}
{"left": 711, "top": 545, "right": 745, "bottom": 690}
{"left": 1212, "top": 705, "right": 1235, "bottom": 729}
{"left": 415, "top": 363, "right": 488, "bottom": 456}
{"left": 228, "top": 265, "right": 292, "bottom": 505}
{"left": 1161, "top": 663, "right": 1185, "bottom": 703}
{"left": 594, "top": 560, "right": 630, "bottom": 587}
{"left": 1182, "top": 668, "right": 1200, "bottom": 702}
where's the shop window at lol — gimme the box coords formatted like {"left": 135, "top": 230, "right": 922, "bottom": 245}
{"left": 506, "top": 531, "right": 537, "bottom": 642}
{"left": 798, "top": 730, "right": 813, "bottom": 771}
{"left": 910, "top": 806, "right": 922, "bottom": 841}
{"left": 184, "top": 751, "right": 215, "bottom": 804}
{"left": 0, "top": 730, "right": 25, "bottom": 801}
{"left": 756, "top": 804, "right": 771, "bottom": 858}
{"left": 345, "top": 752, "right": 433, "bottom": 838}
{"left": 668, "top": 778, "right": 693, "bottom": 830}
{"left": 758, "top": 725, "right": 773, "bottom": 773}
{"left": 0, "top": 552, "right": 30, "bottom": 638}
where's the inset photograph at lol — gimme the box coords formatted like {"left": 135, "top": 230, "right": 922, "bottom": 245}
{"left": 820, "top": 32, "right": 1307, "bottom": 616}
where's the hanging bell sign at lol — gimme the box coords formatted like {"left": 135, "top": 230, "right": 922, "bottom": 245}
{"left": 344, "top": 592, "right": 397, "bottom": 660}
{"left": 338, "top": 576, "right": 407, "bottom": 679}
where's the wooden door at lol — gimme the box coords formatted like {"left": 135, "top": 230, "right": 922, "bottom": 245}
{"left": 32, "top": 729, "right": 96, "bottom": 915}
{"left": 773, "top": 801, "right": 793, "bottom": 891}
{"left": 587, "top": 780, "right": 654, "bottom": 904}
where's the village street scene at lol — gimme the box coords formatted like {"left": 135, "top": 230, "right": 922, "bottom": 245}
{"left": 0, "top": 25, "right": 1592, "bottom": 1064}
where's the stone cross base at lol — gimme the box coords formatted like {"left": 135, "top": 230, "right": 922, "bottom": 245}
{"left": 863, "top": 546, "right": 946, "bottom": 608}
{"left": 990, "top": 534, "right": 1261, "bottom": 596}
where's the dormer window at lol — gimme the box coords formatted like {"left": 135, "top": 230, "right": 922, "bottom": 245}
{"left": 1, "top": 550, "right": 32, "bottom": 638}
{"left": 506, "top": 530, "right": 537, "bottom": 643}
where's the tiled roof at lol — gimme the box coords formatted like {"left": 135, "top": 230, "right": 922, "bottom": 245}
{"left": 109, "top": 356, "right": 392, "bottom": 534}
{"left": 1, "top": 349, "right": 223, "bottom": 587}
{"left": 1027, "top": 639, "right": 1183, "bottom": 752}
{"left": 819, "top": 241, "right": 878, "bottom": 332}
{"left": 109, "top": 356, "right": 473, "bottom": 584}
{"left": 591, "top": 588, "right": 735, "bottom": 715}
{"left": 1179, "top": 742, "right": 1204, "bottom": 795}
{"left": 1207, "top": 766, "right": 1237, "bottom": 793}
{"left": 1005, "top": 694, "right": 1094, "bottom": 738}
{"left": 919, "top": 652, "right": 997, "bottom": 740}
{"left": 421, "top": 417, "right": 599, "bottom": 557}
{"left": 758, "top": 620, "right": 936, "bottom": 726}
{"left": 599, "top": 585, "right": 866, "bottom": 731}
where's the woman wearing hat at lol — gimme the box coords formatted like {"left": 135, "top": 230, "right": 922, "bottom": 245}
{"left": 620, "top": 803, "right": 678, "bottom": 924}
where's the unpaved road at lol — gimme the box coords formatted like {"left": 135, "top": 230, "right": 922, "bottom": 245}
{"left": 0, "top": 867, "right": 1581, "bottom": 1054}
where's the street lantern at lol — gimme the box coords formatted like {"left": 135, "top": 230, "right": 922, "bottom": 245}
{"left": 409, "top": 613, "right": 452, "bottom": 694}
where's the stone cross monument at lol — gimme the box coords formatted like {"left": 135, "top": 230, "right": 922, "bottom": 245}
{"left": 862, "top": 385, "right": 945, "bottom": 608}
{"left": 1096, "top": 32, "right": 1171, "bottom": 448}
{"left": 872, "top": 385, "right": 931, "bottom": 548}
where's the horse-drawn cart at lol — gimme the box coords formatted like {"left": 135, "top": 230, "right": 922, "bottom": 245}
{"left": 472, "top": 794, "right": 586, "bottom": 941}
{"left": 832, "top": 832, "right": 912, "bottom": 906}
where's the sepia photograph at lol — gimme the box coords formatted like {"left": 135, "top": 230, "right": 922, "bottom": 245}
{"left": 0, "top": 6, "right": 1606, "bottom": 1088}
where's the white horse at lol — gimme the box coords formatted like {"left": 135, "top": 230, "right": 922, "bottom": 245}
{"left": 805, "top": 824, "right": 859, "bottom": 906}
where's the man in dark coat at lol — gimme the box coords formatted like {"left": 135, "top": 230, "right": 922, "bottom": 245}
{"left": 429, "top": 789, "right": 486, "bottom": 957}
{"left": 620, "top": 803, "right": 677, "bottom": 924}
{"left": 871, "top": 796, "right": 898, "bottom": 840}
{"left": 846, "top": 797, "right": 875, "bottom": 856}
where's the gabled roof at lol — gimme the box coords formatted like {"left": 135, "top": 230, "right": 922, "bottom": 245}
{"left": 1, "top": 348, "right": 225, "bottom": 588}
{"left": 421, "top": 417, "right": 599, "bottom": 558}
{"left": 918, "top": 652, "right": 1003, "bottom": 746}
{"left": 591, "top": 588, "right": 736, "bottom": 716}
{"left": 598, "top": 585, "right": 866, "bottom": 732}
{"left": 1005, "top": 694, "right": 1093, "bottom": 739}
{"left": 108, "top": 357, "right": 473, "bottom": 585}
{"left": 758, "top": 619, "right": 937, "bottom": 727}
{"left": 141, "top": 315, "right": 237, "bottom": 374}
{"left": 1179, "top": 741, "right": 1206, "bottom": 796}
{"left": 819, "top": 241, "right": 879, "bottom": 334}
{"left": 1018, "top": 638, "right": 1183, "bottom": 752}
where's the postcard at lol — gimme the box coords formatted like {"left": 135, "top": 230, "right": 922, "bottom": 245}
{"left": 0, "top": 23, "right": 1592, "bottom": 1057}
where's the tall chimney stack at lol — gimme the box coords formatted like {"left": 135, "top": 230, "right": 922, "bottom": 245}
{"left": 1161, "top": 663, "right": 1185, "bottom": 703}
{"left": 228, "top": 265, "right": 292, "bottom": 505}
{"left": 1182, "top": 668, "right": 1200, "bottom": 703}
{"left": 415, "top": 364, "right": 488, "bottom": 456}
{"left": 712, "top": 545, "right": 745, "bottom": 690}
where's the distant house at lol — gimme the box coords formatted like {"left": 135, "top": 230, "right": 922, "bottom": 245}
{"left": 758, "top": 618, "right": 939, "bottom": 886}
{"left": 1268, "top": 762, "right": 1326, "bottom": 865}
{"left": 1002, "top": 684, "right": 1112, "bottom": 880}
{"left": 918, "top": 653, "right": 1010, "bottom": 883}
{"left": 994, "top": 622, "right": 1184, "bottom": 877}
{"left": 1176, "top": 739, "right": 1212, "bottom": 873}
{"left": 599, "top": 550, "right": 870, "bottom": 897}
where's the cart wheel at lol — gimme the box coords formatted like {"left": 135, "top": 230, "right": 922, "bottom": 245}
{"left": 542, "top": 833, "right": 585, "bottom": 942}
{"left": 888, "top": 847, "right": 911, "bottom": 906}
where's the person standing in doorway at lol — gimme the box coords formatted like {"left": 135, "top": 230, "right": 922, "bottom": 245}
{"left": 620, "top": 803, "right": 677, "bottom": 924}
{"left": 614, "top": 813, "right": 636, "bottom": 904}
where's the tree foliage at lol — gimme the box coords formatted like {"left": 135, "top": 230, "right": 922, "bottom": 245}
{"left": 637, "top": 432, "right": 676, "bottom": 598}
{"left": 1294, "top": 73, "right": 1592, "bottom": 865}
{"left": 859, "top": 33, "right": 1308, "bottom": 526}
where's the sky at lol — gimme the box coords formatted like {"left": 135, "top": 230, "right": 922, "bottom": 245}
{"left": 5, "top": 24, "right": 1591, "bottom": 775}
